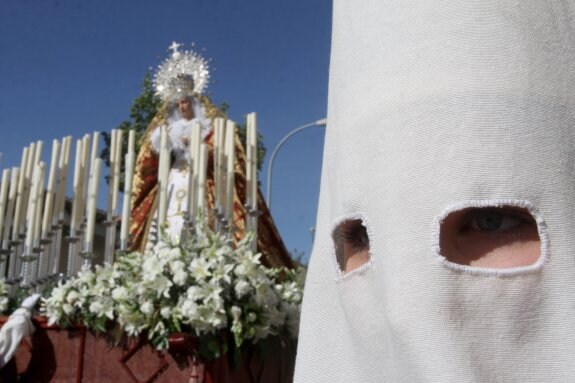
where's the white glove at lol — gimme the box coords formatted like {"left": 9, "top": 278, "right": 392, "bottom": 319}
{"left": 0, "top": 293, "right": 39, "bottom": 367}
{"left": 21, "top": 293, "right": 41, "bottom": 310}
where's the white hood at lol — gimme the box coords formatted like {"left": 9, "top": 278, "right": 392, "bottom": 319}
{"left": 295, "top": 1, "right": 575, "bottom": 382}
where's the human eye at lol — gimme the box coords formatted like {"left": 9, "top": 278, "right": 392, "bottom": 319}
{"left": 334, "top": 219, "right": 371, "bottom": 273}
{"left": 439, "top": 205, "right": 541, "bottom": 268}
{"left": 462, "top": 208, "right": 530, "bottom": 233}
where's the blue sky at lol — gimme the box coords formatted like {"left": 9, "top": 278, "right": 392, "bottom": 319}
{"left": 0, "top": 0, "right": 332, "bottom": 262}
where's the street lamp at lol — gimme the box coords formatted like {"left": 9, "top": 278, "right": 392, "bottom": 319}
{"left": 265, "top": 118, "right": 327, "bottom": 210}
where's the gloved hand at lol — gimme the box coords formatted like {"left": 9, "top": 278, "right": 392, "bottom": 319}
{"left": 21, "top": 293, "right": 41, "bottom": 310}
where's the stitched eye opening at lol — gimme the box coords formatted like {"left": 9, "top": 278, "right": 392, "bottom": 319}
{"left": 333, "top": 219, "right": 371, "bottom": 273}
{"left": 439, "top": 205, "right": 541, "bottom": 269}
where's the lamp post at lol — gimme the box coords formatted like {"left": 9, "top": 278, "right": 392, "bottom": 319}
{"left": 265, "top": 118, "right": 327, "bottom": 210}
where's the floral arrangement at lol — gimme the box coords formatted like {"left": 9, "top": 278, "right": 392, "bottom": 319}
{"left": 42, "top": 223, "right": 304, "bottom": 358}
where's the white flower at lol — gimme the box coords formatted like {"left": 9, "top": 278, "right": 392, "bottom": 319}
{"left": 66, "top": 290, "right": 80, "bottom": 305}
{"left": 234, "top": 279, "right": 251, "bottom": 298}
{"left": 140, "top": 301, "right": 154, "bottom": 316}
{"left": 160, "top": 306, "right": 171, "bottom": 319}
{"left": 88, "top": 299, "right": 114, "bottom": 319}
{"left": 112, "top": 286, "right": 129, "bottom": 301}
{"left": 189, "top": 258, "right": 212, "bottom": 280}
{"left": 180, "top": 298, "right": 198, "bottom": 320}
{"left": 172, "top": 268, "right": 188, "bottom": 286}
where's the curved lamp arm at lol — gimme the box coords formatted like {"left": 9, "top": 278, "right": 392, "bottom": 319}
{"left": 265, "top": 118, "right": 327, "bottom": 210}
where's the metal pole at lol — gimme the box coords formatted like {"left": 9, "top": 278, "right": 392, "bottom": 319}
{"left": 265, "top": 118, "right": 327, "bottom": 210}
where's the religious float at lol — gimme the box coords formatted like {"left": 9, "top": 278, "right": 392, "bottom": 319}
{"left": 0, "top": 43, "right": 303, "bottom": 382}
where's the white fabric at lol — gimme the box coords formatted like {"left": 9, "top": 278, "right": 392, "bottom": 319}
{"left": 295, "top": 1, "right": 575, "bottom": 382}
{"left": 0, "top": 294, "right": 39, "bottom": 367}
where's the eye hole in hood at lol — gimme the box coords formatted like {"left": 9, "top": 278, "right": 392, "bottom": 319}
{"left": 439, "top": 205, "right": 541, "bottom": 270}
{"left": 333, "top": 218, "right": 371, "bottom": 273}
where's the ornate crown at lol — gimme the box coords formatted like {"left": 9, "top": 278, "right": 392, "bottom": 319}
{"left": 153, "top": 42, "right": 210, "bottom": 102}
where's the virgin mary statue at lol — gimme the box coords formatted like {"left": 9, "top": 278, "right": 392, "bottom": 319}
{"left": 128, "top": 43, "right": 293, "bottom": 269}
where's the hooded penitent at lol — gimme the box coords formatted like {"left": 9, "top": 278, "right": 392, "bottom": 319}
{"left": 295, "top": 1, "right": 575, "bottom": 382}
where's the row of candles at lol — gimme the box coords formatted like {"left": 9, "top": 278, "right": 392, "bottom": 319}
{"left": 0, "top": 113, "right": 260, "bottom": 287}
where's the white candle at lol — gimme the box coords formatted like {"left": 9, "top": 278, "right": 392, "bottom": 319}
{"left": 120, "top": 151, "right": 134, "bottom": 249}
{"left": 197, "top": 143, "right": 208, "bottom": 213}
{"left": 70, "top": 139, "right": 83, "bottom": 237}
{"left": 225, "top": 120, "right": 236, "bottom": 225}
{"left": 2, "top": 168, "right": 19, "bottom": 248}
{"left": 90, "top": 132, "right": 100, "bottom": 170}
{"left": 0, "top": 169, "right": 10, "bottom": 246}
{"left": 54, "top": 136, "right": 71, "bottom": 225}
{"left": 128, "top": 129, "right": 135, "bottom": 155}
{"left": 213, "top": 118, "right": 223, "bottom": 211}
{"left": 157, "top": 126, "right": 169, "bottom": 226}
{"left": 248, "top": 113, "right": 258, "bottom": 209}
{"left": 41, "top": 139, "right": 60, "bottom": 238}
{"left": 88, "top": 132, "right": 99, "bottom": 206}
{"left": 84, "top": 158, "right": 102, "bottom": 253}
{"left": 187, "top": 121, "right": 202, "bottom": 219}
{"left": 78, "top": 134, "right": 91, "bottom": 226}
{"left": 246, "top": 115, "right": 253, "bottom": 208}
{"left": 19, "top": 143, "right": 36, "bottom": 236}
{"left": 112, "top": 130, "right": 124, "bottom": 215}
{"left": 106, "top": 130, "right": 117, "bottom": 221}
{"left": 24, "top": 162, "right": 44, "bottom": 253}
{"left": 218, "top": 121, "right": 226, "bottom": 213}
{"left": 12, "top": 147, "right": 29, "bottom": 241}
{"left": 34, "top": 140, "right": 43, "bottom": 165}
{"left": 33, "top": 162, "right": 46, "bottom": 248}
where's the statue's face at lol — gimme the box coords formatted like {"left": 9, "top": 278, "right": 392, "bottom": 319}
{"left": 178, "top": 97, "right": 194, "bottom": 119}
